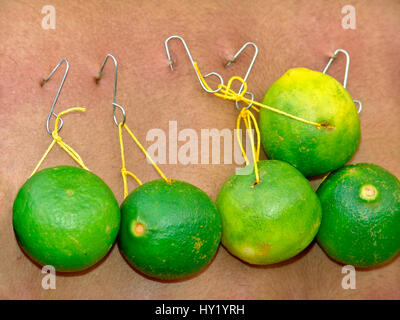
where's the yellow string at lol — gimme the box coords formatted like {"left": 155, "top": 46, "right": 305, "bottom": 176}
{"left": 193, "top": 62, "right": 334, "bottom": 130}
{"left": 236, "top": 111, "right": 249, "bottom": 165}
{"left": 118, "top": 123, "right": 143, "bottom": 198}
{"left": 30, "top": 107, "right": 89, "bottom": 177}
{"left": 236, "top": 108, "right": 261, "bottom": 184}
{"left": 118, "top": 122, "right": 171, "bottom": 198}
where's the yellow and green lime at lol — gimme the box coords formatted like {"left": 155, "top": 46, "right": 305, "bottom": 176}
{"left": 216, "top": 160, "right": 322, "bottom": 265}
{"left": 259, "top": 68, "right": 361, "bottom": 177}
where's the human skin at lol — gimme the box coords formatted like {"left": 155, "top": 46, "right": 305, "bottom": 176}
{"left": 0, "top": 0, "right": 399, "bottom": 299}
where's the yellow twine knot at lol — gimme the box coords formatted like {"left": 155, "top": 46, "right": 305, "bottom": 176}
{"left": 51, "top": 130, "right": 62, "bottom": 143}
{"left": 218, "top": 76, "right": 249, "bottom": 103}
{"left": 30, "top": 107, "right": 89, "bottom": 177}
{"left": 239, "top": 107, "right": 250, "bottom": 119}
{"left": 215, "top": 77, "right": 248, "bottom": 102}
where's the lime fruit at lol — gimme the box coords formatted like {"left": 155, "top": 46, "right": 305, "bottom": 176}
{"left": 259, "top": 67, "right": 361, "bottom": 177}
{"left": 317, "top": 163, "right": 400, "bottom": 268}
{"left": 13, "top": 166, "right": 120, "bottom": 272}
{"left": 118, "top": 179, "right": 222, "bottom": 280}
{"left": 216, "top": 160, "right": 322, "bottom": 265}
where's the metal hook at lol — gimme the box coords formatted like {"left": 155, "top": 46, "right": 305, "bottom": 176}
{"left": 353, "top": 99, "right": 362, "bottom": 114}
{"left": 322, "top": 49, "right": 362, "bottom": 114}
{"left": 225, "top": 42, "right": 259, "bottom": 110}
{"left": 165, "top": 35, "right": 224, "bottom": 93}
{"left": 96, "top": 54, "right": 126, "bottom": 126}
{"left": 41, "top": 58, "right": 68, "bottom": 134}
{"left": 323, "top": 49, "right": 350, "bottom": 88}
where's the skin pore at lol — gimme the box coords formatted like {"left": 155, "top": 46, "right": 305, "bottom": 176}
{"left": 0, "top": 0, "right": 399, "bottom": 299}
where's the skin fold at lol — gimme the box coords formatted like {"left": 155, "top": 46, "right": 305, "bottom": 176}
{"left": 0, "top": 0, "right": 399, "bottom": 299}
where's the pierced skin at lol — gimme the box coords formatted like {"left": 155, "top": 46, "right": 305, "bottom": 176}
{"left": 0, "top": 0, "right": 399, "bottom": 299}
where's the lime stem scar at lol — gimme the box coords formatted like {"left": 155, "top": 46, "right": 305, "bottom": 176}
{"left": 359, "top": 184, "right": 378, "bottom": 202}
{"left": 132, "top": 222, "right": 145, "bottom": 236}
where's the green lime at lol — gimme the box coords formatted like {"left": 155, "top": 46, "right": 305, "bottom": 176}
{"left": 317, "top": 163, "right": 400, "bottom": 268}
{"left": 259, "top": 67, "right": 361, "bottom": 177}
{"left": 118, "top": 179, "right": 222, "bottom": 280}
{"left": 13, "top": 166, "right": 120, "bottom": 272}
{"left": 216, "top": 160, "right": 322, "bottom": 265}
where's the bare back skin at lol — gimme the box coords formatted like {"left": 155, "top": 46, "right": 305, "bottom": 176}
{"left": 0, "top": 0, "right": 399, "bottom": 299}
